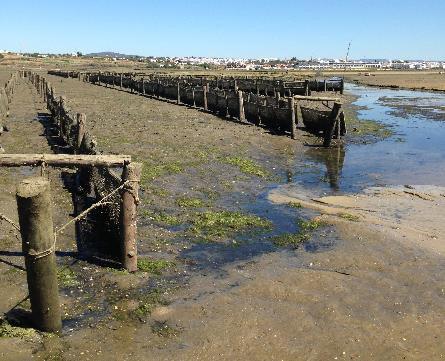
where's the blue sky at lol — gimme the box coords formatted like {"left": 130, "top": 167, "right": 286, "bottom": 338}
{"left": 1, "top": 0, "right": 444, "bottom": 59}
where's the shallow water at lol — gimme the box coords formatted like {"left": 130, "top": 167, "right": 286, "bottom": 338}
{"left": 289, "top": 84, "right": 445, "bottom": 195}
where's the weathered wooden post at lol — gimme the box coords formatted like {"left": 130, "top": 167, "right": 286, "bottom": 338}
{"left": 192, "top": 88, "right": 196, "bottom": 107}
{"left": 203, "top": 85, "right": 208, "bottom": 111}
{"left": 16, "top": 178, "right": 62, "bottom": 333}
{"left": 323, "top": 102, "right": 342, "bottom": 147}
{"left": 340, "top": 78, "right": 344, "bottom": 94}
{"left": 238, "top": 90, "right": 245, "bottom": 121}
{"left": 275, "top": 91, "right": 281, "bottom": 107}
{"left": 324, "top": 79, "right": 327, "bottom": 92}
{"left": 120, "top": 73, "right": 123, "bottom": 89}
{"left": 142, "top": 78, "right": 145, "bottom": 94}
{"left": 288, "top": 97, "right": 297, "bottom": 139}
{"left": 120, "top": 162, "right": 142, "bottom": 272}
{"left": 76, "top": 113, "right": 86, "bottom": 152}
{"left": 97, "top": 72, "right": 101, "bottom": 86}
{"left": 304, "top": 80, "right": 310, "bottom": 96}
{"left": 177, "top": 82, "right": 181, "bottom": 104}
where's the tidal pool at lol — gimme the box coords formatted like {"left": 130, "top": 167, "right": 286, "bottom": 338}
{"left": 289, "top": 84, "right": 445, "bottom": 195}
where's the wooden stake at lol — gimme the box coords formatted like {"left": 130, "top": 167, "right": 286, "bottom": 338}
{"left": 323, "top": 102, "right": 342, "bottom": 147}
{"left": 288, "top": 97, "right": 297, "bottom": 139}
{"left": 238, "top": 90, "right": 245, "bottom": 121}
{"left": 76, "top": 113, "right": 86, "bottom": 152}
{"left": 203, "top": 85, "right": 208, "bottom": 111}
{"left": 16, "top": 177, "right": 62, "bottom": 333}
{"left": 120, "top": 162, "right": 142, "bottom": 272}
{"left": 177, "top": 82, "right": 181, "bottom": 104}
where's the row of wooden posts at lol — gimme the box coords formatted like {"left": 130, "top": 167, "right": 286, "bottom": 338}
{"left": 0, "top": 71, "right": 143, "bottom": 333}
{"left": 54, "top": 70, "right": 344, "bottom": 95}
{"left": 0, "top": 72, "right": 19, "bottom": 124}
{"left": 49, "top": 70, "right": 344, "bottom": 145}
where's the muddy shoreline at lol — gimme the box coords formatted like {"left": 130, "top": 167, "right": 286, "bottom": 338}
{"left": 1, "top": 70, "right": 444, "bottom": 360}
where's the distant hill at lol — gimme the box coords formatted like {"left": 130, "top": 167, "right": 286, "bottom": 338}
{"left": 85, "top": 51, "right": 142, "bottom": 58}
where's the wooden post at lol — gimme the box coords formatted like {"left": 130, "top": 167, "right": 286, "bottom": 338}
{"left": 238, "top": 90, "right": 245, "bottom": 121}
{"left": 120, "top": 73, "right": 123, "bottom": 89}
{"left": 323, "top": 102, "right": 342, "bottom": 147}
{"left": 120, "top": 162, "right": 142, "bottom": 272}
{"left": 305, "top": 80, "right": 310, "bottom": 96}
{"left": 203, "top": 85, "right": 208, "bottom": 111}
{"left": 76, "top": 113, "right": 86, "bottom": 152}
{"left": 340, "top": 78, "right": 344, "bottom": 94}
{"left": 324, "top": 79, "right": 327, "bottom": 92}
{"left": 177, "top": 82, "right": 181, "bottom": 104}
{"left": 275, "top": 91, "right": 281, "bottom": 107}
{"left": 142, "top": 78, "right": 145, "bottom": 94}
{"left": 192, "top": 88, "right": 196, "bottom": 107}
{"left": 288, "top": 97, "right": 297, "bottom": 139}
{"left": 16, "top": 178, "right": 62, "bottom": 333}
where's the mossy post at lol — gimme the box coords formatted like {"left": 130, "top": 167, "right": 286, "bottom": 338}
{"left": 16, "top": 178, "right": 62, "bottom": 333}
{"left": 288, "top": 97, "right": 297, "bottom": 139}
{"left": 121, "top": 162, "right": 142, "bottom": 272}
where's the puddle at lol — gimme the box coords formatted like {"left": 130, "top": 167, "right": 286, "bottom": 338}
{"left": 286, "top": 83, "right": 445, "bottom": 195}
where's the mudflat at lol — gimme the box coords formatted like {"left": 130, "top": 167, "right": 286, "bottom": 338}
{"left": 344, "top": 71, "right": 445, "bottom": 92}
{"left": 0, "top": 69, "right": 444, "bottom": 360}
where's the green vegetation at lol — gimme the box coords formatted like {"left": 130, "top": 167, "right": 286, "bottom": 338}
{"left": 287, "top": 201, "right": 303, "bottom": 208}
{"left": 272, "top": 218, "right": 327, "bottom": 248}
{"left": 140, "top": 161, "right": 183, "bottom": 183}
{"left": 198, "top": 188, "right": 220, "bottom": 200}
{"left": 298, "top": 219, "right": 327, "bottom": 232}
{"left": 0, "top": 321, "right": 38, "bottom": 339}
{"left": 176, "top": 197, "right": 205, "bottom": 208}
{"left": 150, "top": 187, "right": 170, "bottom": 197}
{"left": 151, "top": 321, "right": 179, "bottom": 337}
{"left": 57, "top": 267, "right": 80, "bottom": 287}
{"left": 271, "top": 232, "right": 310, "bottom": 247}
{"left": 133, "top": 289, "right": 169, "bottom": 317}
{"left": 344, "top": 106, "right": 393, "bottom": 140}
{"left": 137, "top": 259, "right": 176, "bottom": 275}
{"left": 191, "top": 210, "right": 272, "bottom": 238}
{"left": 142, "top": 210, "right": 181, "bottom": 226}
{"left": 222, "top": 156, "right": 269, "bottom": 178}
{"left": 338, "top": 213, "right": 360, "bottom": 222}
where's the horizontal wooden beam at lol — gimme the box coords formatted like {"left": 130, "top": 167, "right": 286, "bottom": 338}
{"left": 293, "top": 95, "right": 342, "bottom": 102}
{"left": 0, "top": 154, "right": 131, "bottom": 167}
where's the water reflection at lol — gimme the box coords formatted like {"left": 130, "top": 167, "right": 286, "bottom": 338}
{"left": 290, "top": 83, "right": 445, "bottom": 196}
{"left": 304, "top": 146, "right": 345, "bottom": 191}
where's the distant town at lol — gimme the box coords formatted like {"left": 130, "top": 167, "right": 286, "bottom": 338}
{"left": 1, "top": 49, "right": 444, "bottom": 71}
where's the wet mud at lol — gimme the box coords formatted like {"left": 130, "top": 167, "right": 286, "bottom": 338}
{"left": 1, "top": 75, "right": 444, "bottom": 360}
